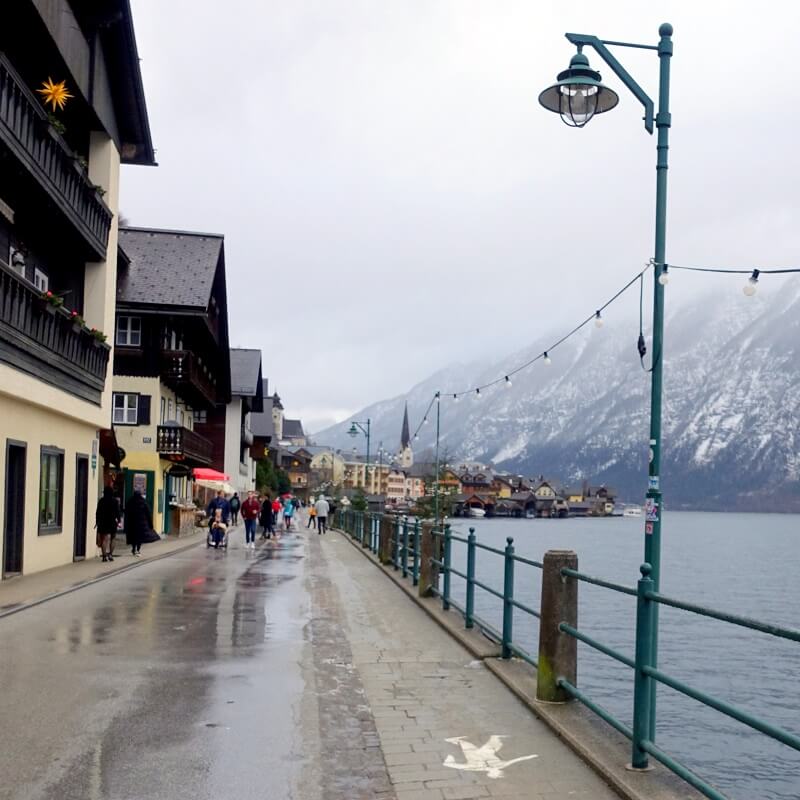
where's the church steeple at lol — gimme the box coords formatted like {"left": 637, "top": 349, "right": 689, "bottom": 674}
{"left": 399, "top": 402, "right": 414, "bottom": 468}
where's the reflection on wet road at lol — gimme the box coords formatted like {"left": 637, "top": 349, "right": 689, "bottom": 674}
{"left": 0, "top": 531, "right": 312, "bottom": 800}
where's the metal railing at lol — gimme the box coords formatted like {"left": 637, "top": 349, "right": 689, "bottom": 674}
{"left": 430, "top": 526, "right": 542, "bottom": 667}
{"left": 333, "top": 510, "right": 800, "bottom": 800}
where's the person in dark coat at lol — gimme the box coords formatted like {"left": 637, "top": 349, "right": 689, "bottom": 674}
{"left": 124, "top": 490, "right": 152, "bottom": 557}
{"left": 230, "top": 493, "right": 241, "bottom": 525}
{"left": 95, "top": 486, "right": 121, "bottom": 563}
{"left": 260, "top": 494, "right": 273, "bottom": 540}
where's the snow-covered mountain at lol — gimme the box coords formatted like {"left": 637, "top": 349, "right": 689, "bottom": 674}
{"left": 317, "top": 281, "right": 800, "bottom": 511}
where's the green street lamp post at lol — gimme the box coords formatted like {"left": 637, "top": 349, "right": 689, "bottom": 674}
{"left": 348, "top": 418, "right": 371, "bottom": 490}
{"left": 540, "top": 23, "right": 673, "bottom": 769}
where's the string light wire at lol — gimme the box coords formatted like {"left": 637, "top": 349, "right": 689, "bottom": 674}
{"left": 407, "top": 259, "right": 800, "bottom": 442}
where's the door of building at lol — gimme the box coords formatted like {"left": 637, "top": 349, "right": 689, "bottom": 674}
{"left": 122, "top": 469, "right": 156, "bottom": 531}
{"left": 3, "top": 442, "right": 26, "bottom": 576}
{"left": 74, "top": 456, "right": 89, "bottom": 560}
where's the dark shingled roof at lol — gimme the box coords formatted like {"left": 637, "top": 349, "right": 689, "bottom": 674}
{"left": 250, "top": 380, "right": 273, "bottom": 438}
{"left": 118, "top": 228, "right": 223, "bottom": 307}
{"left": 230, "top": 349, "right": 262, "bottom": 396}
{"left": 282, "top": 419, "right": 305, "bottom": 439}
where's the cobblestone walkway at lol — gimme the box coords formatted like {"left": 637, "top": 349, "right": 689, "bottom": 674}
{"left": 315, "top": 531, "right": 619, "bottom": 800}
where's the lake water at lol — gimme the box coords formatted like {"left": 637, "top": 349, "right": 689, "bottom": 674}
{"left": 441, "top": 512, "right": 800, "bottom": 800}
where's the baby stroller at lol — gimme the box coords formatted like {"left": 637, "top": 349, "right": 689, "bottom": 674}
{"left": 207, "top": 521, "right": 229, "bottom": 549}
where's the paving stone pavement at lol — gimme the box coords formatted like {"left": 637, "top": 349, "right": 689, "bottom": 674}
{"left": 317, "top": 531, "right": 620, "bottom": 800}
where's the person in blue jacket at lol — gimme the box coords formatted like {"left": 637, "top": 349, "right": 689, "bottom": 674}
{"left": 282, "top": 495, "right": 295, "bottom": 531}
{"left": 206, "top": 490, "right": 231, "bottom": 524}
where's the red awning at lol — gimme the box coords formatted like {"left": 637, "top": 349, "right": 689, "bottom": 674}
{"left": 193, "top": 468, "right": 230, "bottom": 481}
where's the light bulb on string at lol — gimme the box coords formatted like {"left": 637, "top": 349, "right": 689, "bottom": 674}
{"left": 543, "top": 351, "right": 552, "bottom": 366}
{"left": 594, "top": 310, "right": 603, "bottom": 328}
{"left": 504, "top": 375, "right": 512, "bottom": 388}
{"left": 476, "top": 388, "right": 482, "bottom": 399}
{"left": 658, "top": 265, "right": 669, "bottom": 286}
{"left": 423, "top": 416, "right": 429, "bottom": 425}
{"left": 743, "top": 269, "right": 759, "bottom": 296}
{"left": 452, "top": 393, "right": 459, "bottom": 402}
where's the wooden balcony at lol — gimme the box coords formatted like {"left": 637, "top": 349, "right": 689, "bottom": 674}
{"left": 0, "top": 260, "right": 109, "bottom": 404}
{"left": 160, "top": 349, "right": 218, "bottom": 410}
{"left": 0, "top": 54, "right": 113, "bottom": 259}
{"left": 156, "top": 425, "right": 213, "bottom": 465}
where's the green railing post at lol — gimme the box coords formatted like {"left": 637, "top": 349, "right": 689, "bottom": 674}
{"left": 401, "top": 517, "right": 409, "bottom": 578}
{"left": 465, "top": 527, "right": 476, "bottom": 629}
{"left": 412, "top": 520, "right": 420, "bottom": 586}
{"left": 502, "top": 536, "right": 515, "bottom": 659}
{"left": 362, "top": 512, "right": 371, "bottom": 549}
{"left": 632, "top": 562, "right": 656, "bottom": 769}
{"left": 442, "top": 523, "right": 452, "bottom": 610}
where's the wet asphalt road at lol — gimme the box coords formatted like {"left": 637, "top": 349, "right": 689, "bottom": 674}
{"left": 0, "top": 529, "right": 322, "bottom": 800}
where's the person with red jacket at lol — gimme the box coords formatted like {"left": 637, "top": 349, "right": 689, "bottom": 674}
{"left": 241, "top": 490, "right": 261, "bottom": 550}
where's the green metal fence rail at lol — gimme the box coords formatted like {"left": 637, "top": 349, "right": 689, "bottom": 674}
{"left": 332, "top": 510, "right": 800, "bottom": 800}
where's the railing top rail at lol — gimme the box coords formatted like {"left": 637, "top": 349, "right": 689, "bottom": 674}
{"left": 513, "top": 554, "right": 543, "bottom": 569}
{"left": 646, "top": 590, "right": 800, "bottom": 643}
{"left": 561, "top": 567, "right": 637, "bottom": 597}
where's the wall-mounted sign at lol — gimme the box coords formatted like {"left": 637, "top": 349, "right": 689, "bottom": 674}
{"left": 143, "top": 437, "right": 152, "bottom": 444}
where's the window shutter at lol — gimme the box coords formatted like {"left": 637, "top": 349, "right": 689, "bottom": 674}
{"left": 138, "top": 395, "right": 151, "bottom": 426}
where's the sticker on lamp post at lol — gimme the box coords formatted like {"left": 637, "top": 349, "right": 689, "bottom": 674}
{"left": 645, "top": 498, "right": 659, "bottom": 522}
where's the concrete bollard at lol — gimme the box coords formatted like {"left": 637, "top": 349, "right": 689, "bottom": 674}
{"left": 378, "top": 515, "right": 394, "bottom": 564}
{"left": 418, "top": 522, "right": 439, "bottom": 597}
{"left": 536, "top": 550, "right": 578, "bottom": 703}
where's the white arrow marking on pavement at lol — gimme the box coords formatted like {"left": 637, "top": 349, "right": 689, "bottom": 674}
{"left": 443, "top": 735, "right": 538, "bottom": 779}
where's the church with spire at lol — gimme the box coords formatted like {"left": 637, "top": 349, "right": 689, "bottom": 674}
{"left": 398, "top": 402, "right": 414, "bottom": 468}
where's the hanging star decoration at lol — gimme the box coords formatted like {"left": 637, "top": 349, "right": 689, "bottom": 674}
{"left": 37, "top": 77, "right": 73, "bottom": 112}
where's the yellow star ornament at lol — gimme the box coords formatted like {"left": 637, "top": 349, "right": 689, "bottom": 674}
{"left": 37, "top": 77, "right": 73, "bottom": 112}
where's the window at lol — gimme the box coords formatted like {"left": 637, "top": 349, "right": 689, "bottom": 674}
{"left": 33, "top": 268, "right": 48, "bottom": 292}
{"left": 39, "top": 448, "right": 64, "bottom": 532}
{"left": 116, "top": 316, "right": 141, "bottom": 347}
{"left": 113, "top": 393, "right": 138, "bottom": 425}
{"left": 167, "top": 399, "right": 173, "bottom": 422}
{"left": 193, "top": 410, "right": 207, "bottom": 424}
{"left": 160, "top": 397, "right": 166, "bottom": 424}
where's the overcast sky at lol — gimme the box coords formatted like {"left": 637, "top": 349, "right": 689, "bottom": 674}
{"left": 122, "top": 1, "right": 800, "bottom": 432}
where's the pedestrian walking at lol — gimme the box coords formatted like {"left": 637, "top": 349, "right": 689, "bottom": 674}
{"left": 282, "top": 495, "right": 295, "bottom": 531}
{"left": 206, "top": 490, "right": 231, "bottom": 525}
{"left": 307, "top": 503, "right": 317, "bottom": 529}
{"left": 95, "top": 486, "right": 121, "bottom": 562}
{"left": 241, "top": 490, "right": 260, "bottom": 549}
{"left": 124, "top": 490, "right": 152, "bottom": 557}
{"left": 260, "top": 494, "right": 274, "bottom": 539}
{"left": 271, "top": 498, "right": 281, "bottom": 529}
{"left": 230, "top": 492, "right": 241, "bottom": 525}
{"left": 315, "top": 494, "right": 330, "bottom": 535}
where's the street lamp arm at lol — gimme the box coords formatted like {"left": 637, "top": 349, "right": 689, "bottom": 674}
{"left": 565, "top": 33, "right": 655, "bottom": 133}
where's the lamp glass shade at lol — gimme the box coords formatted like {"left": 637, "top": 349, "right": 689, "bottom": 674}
{"left": 538, "top": 53, "right": 619, "bottom": 128}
